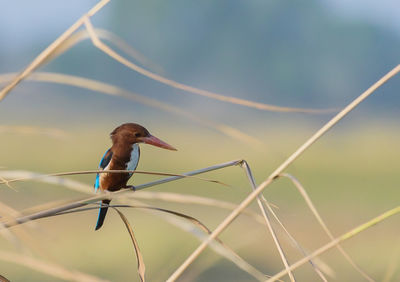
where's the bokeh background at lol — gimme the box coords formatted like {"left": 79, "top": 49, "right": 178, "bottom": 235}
{"left": 0, "top": 1, "right": 399, "bottom": 281}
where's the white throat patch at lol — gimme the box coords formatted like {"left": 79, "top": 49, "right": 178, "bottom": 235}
{"left": 127, "top": 143, "right": 140, "bottom": 173}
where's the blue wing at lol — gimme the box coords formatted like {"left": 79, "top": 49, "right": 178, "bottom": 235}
{"left": 94, "top": 148, "right": 112, "bottom": 192}
{"left": 94, "top": 148, "right": 113, "bottom": 230}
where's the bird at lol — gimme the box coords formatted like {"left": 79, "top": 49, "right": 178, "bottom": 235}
{"left": 94, "top": 123, "right": 177, "bottom": 230}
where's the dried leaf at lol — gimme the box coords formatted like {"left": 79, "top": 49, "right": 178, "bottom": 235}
{"left": 112, "top": 208, "right": 146, "bottom": 282}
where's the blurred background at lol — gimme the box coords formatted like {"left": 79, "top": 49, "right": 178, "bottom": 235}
{"left": 0, "top": 1, "right": 399, "bottom": 281}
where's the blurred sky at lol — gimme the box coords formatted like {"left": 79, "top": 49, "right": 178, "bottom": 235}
{"left": 0, "top": 0, "right": 399, "bottom": 127}
{"left": 1, "top": 1, "right": 399, "bottom": 50}
{"left": 325, "top": 0, "right": 400, "bottom": 32}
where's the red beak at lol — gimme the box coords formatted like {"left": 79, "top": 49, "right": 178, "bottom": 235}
{"left": 141, "top": 135, "right": 177, "bottom": 151}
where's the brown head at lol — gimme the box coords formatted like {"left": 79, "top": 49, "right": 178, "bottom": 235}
{"left": 110, "top": 123, "right": 177, "bottom": 150}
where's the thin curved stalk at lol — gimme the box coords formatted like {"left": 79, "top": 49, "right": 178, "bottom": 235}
{"left": 47, "top": 203, "right": 268, "bottom": 281}
{"left": 0, "top": 72, "right": 264, "bottom": 147}
{"left": 0, "top": 169, "right": 229, "bottom": 188}
{"left": 266, "top": 206, "right": 400, "bottom": 281}
{"left": 167, "top": 64, "right": 400, "bottom": 281}
{"left": 83, "top": 17, "right": 336, "bottom": 114}
{"left": 279, "top": 173, "right": 374, "bottom": 281}
{"left": 240, "top": 161, "right": 296, "bottom": 281}
{"left": 0, "top": 169, "right": 266, "bottom": 224}
{"left": 113, "top": 208, "right": 145, "bottom": 282}
{"left": 0, "top": 0, "right": 110, "bottom": 100}
{"left": 0, "top": 160, "right": 242, "bottom": 229}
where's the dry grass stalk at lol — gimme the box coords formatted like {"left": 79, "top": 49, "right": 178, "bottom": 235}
{"left": 0, "top": 161, "right": 266, "bottom": 281}
{"left": 0, "top": 169, "right": 229, "bottom": 188}
{"left": 280, "top": 173, "right": 374, "bottom": 281}
{"left": 44, "top": 29, "right": 164, "bottom": 74}
{"left": 0, "top": 72, "right": 264, "bottom": 147}
{"left": 0, "top": 167, "right": 286, "bottom": 280}
{"left": 0, "top": 160, "right": 242, "bottom": 229}
{"left": 240, "top": 162, "right": 297, "bottom": 281}
{"left": 0, "top": 0, "right": 335, "bottom": 116}
{"left": 83, "top": 17, "right": 336, "bottom": 114}
{"left": 0, "top": 170, "right": 91, "bottom": 194}
{"left": 242, "top": 169, "right": 334, "bottom": 279}
{"left": 126, "top": 191, "right": 268, "bottom": 223}
{"left": 0, "top": 169, "right": 267, "bottom": 224}
{"left": 0, "top": 175, "right": 16, "bottom": 191}
{"left": 0, "top": 200, "right": 51, "bottom": 258}
{"left": 167, "top": 65, "right": 400, "bottom": 281}
{"left": 51, "top": 202, "right": 267, "bottom": 281}
{"left": 0, "top": 0, "right": 110, "bottom": 100}
{"left": 0, "top": 1, "right": 397, "bottom": 280}
{"left": 117, "top": 204, "right": 267, "bottom": 281}
{"left": 113, "top": 208, "right": 146, "bottom": 282}
{"left": 149, "top": 212, "right": 270, "bottom": 281}
{"left": 266, "top": 206, "right": 400, "bottom": 281}
{"left": 242, "top": 162, "right": 332, "bottom": 281}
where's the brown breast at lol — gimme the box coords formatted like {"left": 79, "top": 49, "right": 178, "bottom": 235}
{"left": 100, "top": 144, "right": 134, "bottom": 192}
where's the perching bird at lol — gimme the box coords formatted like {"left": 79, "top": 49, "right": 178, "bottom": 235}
{"left": 94, "top": 123, "right": 176, "bottom": 230}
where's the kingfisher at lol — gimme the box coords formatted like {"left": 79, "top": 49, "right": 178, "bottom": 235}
{"left": 94, "top": 123, "right": 177, "bottom": 230}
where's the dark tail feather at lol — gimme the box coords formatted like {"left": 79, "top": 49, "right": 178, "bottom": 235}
{"left": 95, "top": 199, "right": 111, "bottom": 230}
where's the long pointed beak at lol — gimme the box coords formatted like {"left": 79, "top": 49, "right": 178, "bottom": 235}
{"left": 140, "top": 135, "right": 177, "bottom": 151}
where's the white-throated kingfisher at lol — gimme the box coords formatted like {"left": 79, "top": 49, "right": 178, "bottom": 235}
{"left": 94, "top": 123, "right": 176, "bottom": 230}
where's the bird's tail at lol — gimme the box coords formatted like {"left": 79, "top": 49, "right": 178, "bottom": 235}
{"left": 95, "top": 199, "right": 111, "bottom": 230}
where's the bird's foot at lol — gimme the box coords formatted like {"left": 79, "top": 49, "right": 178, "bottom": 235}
{"left": 124, "top": 185, "right": 136, "bottom": 191}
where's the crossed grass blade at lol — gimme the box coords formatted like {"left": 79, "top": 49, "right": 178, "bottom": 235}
{"left": 0, "top": 169, "right": 267, "bottom": 224}
{"left": 167, "top": 64, "right": 400, "bottom": 281}
{"left": 267, "top": 206, "right": 400, "bottom": 281}
{"left": 279, "top": 173, "right": 374, "bottom": 281}
{"left": 1, "top": 0, "right": 335, "bottom": 115}
{"left": 0, "top": 169, "right": 229, "bottom": 188}
{"left": 239, "top": 162, "right": 296, "bottom": 281}
{"left": 0, "top": 1, "right": 396, "bottom": 280}
{"left": 0, "top": 162, "right": 268, "bottom": 279}
{"left": 241, "top": 161, "right": 329, "bottom": 281}
{"left": 0, "top": 7, "right": 338, "bottom": 148}
{"left": 44, "top": 28, "right": 164, "bottom": 74}
{"left": 0, "top": 2, "right": 396, "bottom": 276}
{"left": 0, "top": 160, "right": 242, "bottom": 229}
{"left": 0, "top": 0, "right": 110, "bottom": 100}
{"left": 0, "top": 165, "right": 292, "bottom": 281}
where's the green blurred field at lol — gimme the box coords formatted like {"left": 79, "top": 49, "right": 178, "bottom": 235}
{"left": 0, "top": 123, "right": 399, "bottom": 281}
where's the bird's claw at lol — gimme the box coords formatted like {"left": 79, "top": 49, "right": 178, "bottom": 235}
{"left": 125, "top": 185, "right": 136, "bottom": 191}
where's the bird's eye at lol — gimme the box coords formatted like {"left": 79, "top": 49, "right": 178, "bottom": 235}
{"left": 134, "top": 133, "right": 141, "bottom": 137}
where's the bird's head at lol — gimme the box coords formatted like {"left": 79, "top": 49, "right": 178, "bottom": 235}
{"left": 110, "top": 123, "right": 177, "bottom": 151}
